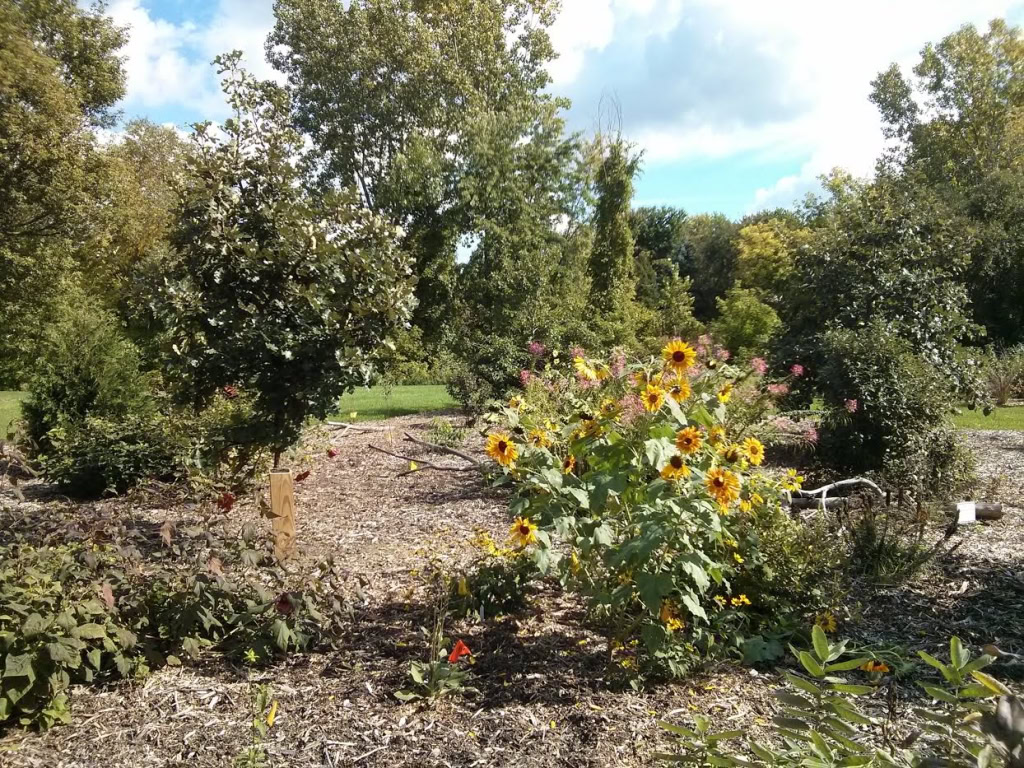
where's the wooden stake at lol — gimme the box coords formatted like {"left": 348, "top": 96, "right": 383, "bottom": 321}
{"left": 270, "top": 469, "right": 296, "bottom": 563}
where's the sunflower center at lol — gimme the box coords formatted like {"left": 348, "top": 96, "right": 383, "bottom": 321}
{"left": 671, "top": 456, "right": 683, "bottom": 469}
{"left": 672, "top": 350, "right": 686, "bottom": 363}
{"left": 519, "top": 524, "right": 530, "bottom": 535}
{"left": 714, "top": 477, "right": 725, "bottom": 488}
{"left": 498, "top": 441, "right": 508, "bottom": 452}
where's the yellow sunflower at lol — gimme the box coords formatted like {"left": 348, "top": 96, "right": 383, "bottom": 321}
{"left": 528, "top": 428, "right": 552, "bottom": 448}
{"left": 485, "top": 432, "right": 518, "bottom": 468}
{"left": 706, "top": 466, "right": 740, "bottom": 506}
{"left": 642, "top": 384, "right": 666, "bottom": 413}
{"left": 675, "top": 426, "right": 703, "bottom": 455}
{"left": 730, "top": 593, "right": 751, "bottom": 606}
{"left": 600, "top": 398, "right": 620, "bottom": 420}
{"left": 717, "top": 382, "right": 734, "bottom": 404}
{"left": 661, "top": 453, "right": 690, "bottom": 481}
{"left": 573, "top": 356, "right": 599, "bottom": 382}
{"left": 562, "top": 454, "right": 576, "bottom": 475}
{"left": 709, "top": 425, "right": 726, "bottom": 446}
{"left": 667, "top": 377, "right": 692, "bottom": 403}
{"left": 719, "top": 443, "right": 744, "bottom": 464}
{"left": 782, "top": 468, "right": 804, "bottom": 492}
{"left": 742, "top": 437, "right": 765, "bottom": 466}
{"left": 659, "top": 600, "right": 685, "bottom": 632}
{"left": 662, "top": 340, "right": 697, "bottom": 374}
{"left": 815, "top": 612, "right": 838, "bottom": 633}
{"left": 508, "top": 396, "right": 523, "bottom": 411}
{"left": 509, "top": 516, "right": 538, "bottom": 548}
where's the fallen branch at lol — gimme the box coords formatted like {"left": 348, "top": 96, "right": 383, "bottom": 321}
{"left": 326, "top": 421, "right": 390, "bottom": 433}
{"left": 368, "top": 444, "right": 477, "bottom": 477}
{"left": 401, "top": 432, "right": 480, "bottom": 466}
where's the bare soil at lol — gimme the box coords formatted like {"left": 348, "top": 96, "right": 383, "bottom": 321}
{"left": 1, "top": 419, "right": 1022, "bottom": 767}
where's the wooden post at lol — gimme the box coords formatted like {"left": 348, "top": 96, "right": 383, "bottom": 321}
{"left": 270, "top": 469, "right": 296, "bottom": 563}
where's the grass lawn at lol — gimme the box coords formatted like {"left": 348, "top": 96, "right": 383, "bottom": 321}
{"left": 0, "top": 391, "right": 27, "bottom": 435}
{"left": 952, "top": 403, "right": 1024, "bottom": 430}
{"left": 332, "top": 384, "right": 457, "bottom": 422}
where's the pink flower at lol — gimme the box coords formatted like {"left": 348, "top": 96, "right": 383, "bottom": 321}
{"left": 520, "top": 369, "right": 533, "bottom": 386}
{"left": 698, "top": 334, "right": 712, "bottom": 349}
{"left": 804, "top": 426, "right": 819, "bottom": 444}
{"left": 767, "top": 383, "right": 790, "bottom": 397}
{"left": 570, "top": 346, "right": 586, "bottom": 359}
{"left": 576, "top": 376, "right": 598, "bottom": 390}
{"left": 790, "top": 364, "right": 805, "bottom": 378}
{"left": 750, "top": 357, "right": 768, "bottom": 375}
{"left": 528, "top": 341, "right": 546, "bottom": 358}
{"left": 714, "top": 347, "right": 731, "bottom": 362}
{"left": 844, "top": 399, "right": 858, "bottom": 414}
{"left": 618, "top": 394, "right": 645, "bottom": 425}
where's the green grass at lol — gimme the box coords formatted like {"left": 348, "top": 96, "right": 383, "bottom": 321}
{"left": 952, "top": 403, "right": 1024, "bottom": 431}
{"left": 0, "top": 391, "right": 28, "bottom": 435}
{"left": 332, "top": 385, "right": 457, "bottom": 422}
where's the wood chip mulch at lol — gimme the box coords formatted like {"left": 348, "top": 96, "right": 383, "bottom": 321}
{"left": 1, "top": 419, "right": 1022, "bottom": 767}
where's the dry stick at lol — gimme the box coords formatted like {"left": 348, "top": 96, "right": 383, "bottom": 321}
{"left": 325, "top": 421, "right": 390, "bottom": 432}
{"left": 368, "top": 444, "right": 477, "bottom": 477}
{"left": 401, "top": 432, "right": 481, "bottom": 466}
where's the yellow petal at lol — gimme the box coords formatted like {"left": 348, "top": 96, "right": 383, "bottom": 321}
{"left": 266, "top": 700, "right": 278, "bottom": 727}
{"left": 409, "top": 461, "right": 418, "bottom": 471}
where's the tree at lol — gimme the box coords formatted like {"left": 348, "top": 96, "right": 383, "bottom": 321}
{"left": 709, "top": 284, "right": 780, "bottom": 359}
{"left": 630, "top": 205, "right": 688, "bottom": 310}
{"left": 732, "top": 218, "right": 810, "bottom": 308}
{"left": 588, "top": 137, "right": 642, "bottom": 347}
{"left": 268, "top": 0, "right": 562, "bottom": 347}
{"left": 0, "top": 1, "right": 125, "bottom": 385}
{"left": 681, "top": 213, "right": 740, "bottom": 320}
{"left": 160, "top": 55, "right": 415, "bottom": 463}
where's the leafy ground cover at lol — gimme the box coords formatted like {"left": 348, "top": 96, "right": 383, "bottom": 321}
{"left": 0, "top": 391, "right": 27, "bottom": 434}
{"left": 0, "top": 415, "right": 1021, "bottom": 767}
{"left": 333, "top": 385, "right": 456, "bottom": 422}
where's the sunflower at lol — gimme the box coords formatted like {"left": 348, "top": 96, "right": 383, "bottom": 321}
{"left": 709, "top": 425, "right": 726, "bottom": 446}
{"left": 675, "top": 426, "right": 703, "bottom": 455}
{"left": 528, "top": 428, "right": 552, "bottom": 448}
{"left": 659, "top": 600, "right": 685, "bottom": 632}
{"left": 599, "top": 398, "right": 621, "bottom": 420}
{"left": 509, "top": 516, "right": 538, "bottom": 548}
{"left": 730, "top": 593, "right": 751, "bottom": 606}
{"left": 485, "top": 432, "right": 518, "bottom": 467}
{"left": 662, "top": 340, "right": 697, "bottom": 374}
{"left": 815, "top": 612, "right": 838, "bottom": 633}
{"left": 667, "top": 377, "right": 692, "bottom": 403}
{"left": 742, "top": 437, "right": 765, "bottom": 466}
{"left": 713, "top": 595, "right": 727, "bottom": 608}
{"left": 860, "top": 660, "right": 890, "bottom": 675}
{"left": 562, "top": 454, "right": 576, "bottom": 474}
{"left": 642, "top": 384, "right": 666, "bottom": 412}
{"left": 661, "top": 453, "right": 690, "bottom": 481}
{"left": 508, "top": 396, "right": 523, "bottom": 411}
{"left": 573, "top": 356, "right": 599, "bottom": 382}
{"left": 706, "top": 466, "right": 740, "bottom": 506}
{"left": 717, "top": 382, "right": 734, "bottom": 404}
{"left": 782, "top": 468, "right": 804, "bottom": 492}
{"left": 720, "top": 443, "right": 744, "bottom": 464}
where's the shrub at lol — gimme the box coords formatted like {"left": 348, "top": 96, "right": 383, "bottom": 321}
{"left": 658, "top": 626, "right": 1020, "bottom": 767}
{"left": 40, "top": 413, "right": 181, "bottom": 496}
{"left": 22, "top": 304, "right": 154, "bottom": 452}
{"left": 451, "top": 530, "right": 538, "bottom": 620}
{"left": 709, "top": 284, "right": 781, "bottom": 360}
{"left": 446, "top": 333, "right": 526, "bottom": 408}
{"left": 816, "top": 322, "right": 972, "bottom": 494}
{"left": 426, "top": 417, "right": 467, "bottom": 449}
{"left": 483, "top": 342, "right": 838, "bottom": 680}
{"left": 983, "top": 347, "right": 1024, "bottom": 406}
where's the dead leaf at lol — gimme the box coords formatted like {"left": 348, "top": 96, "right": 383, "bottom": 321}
{"left": 99, "top": 582, "right": 115, "bottom": 610}
{"left": 207, "top": 556, "right": 224, "bottom": 576}
{"left": 160, "top": 520, "right": 174, "bottom": 547}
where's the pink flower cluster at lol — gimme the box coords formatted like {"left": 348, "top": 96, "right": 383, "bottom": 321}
{"left": 767, "top": 383, "right": 790, "bottom": 397}
{"left": 844, "top": 399, "right": 858, "bottom": 414}
{"left": 610, "top": 351, "right": 626, "bottom": 378}
{"left": 618, "top": 394, "right": 646, "bottom": 425}
{"left": 520, "top": 369, "right": 533, "bottom": 386}
{"left": 570, "top": 346, "right": 586, "bottom": 360}
{"left": 528, "top": 340, "right": 546, "bottom": 358}
{"left": 790, "top": 364, "right": 805, "bottom": 377}
{"left": 750, "top": 357, "right": 768, "bottom": 375}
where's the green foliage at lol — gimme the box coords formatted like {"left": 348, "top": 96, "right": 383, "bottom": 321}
{"left": 816, "top": 323, "right": 975, "bottom": 493}
{"left": 40, "top": 413, "right": 181, "bottom": 497}
{"left": 425, "top": 417, "right": 467, "bottom": 449}
{"left": 22, "top": 303, "right": 155, "bottom": 452}
{"left": 844, "top": 498, "right": 952, "bottom": 584}
{"left": 682, "top": 213, "right": 740, "bottom": 320}
{"left": 983, "top": 347, "right": 1024, "bottom": 406}
{"left": 733, "top": 218, "right": 810, "bottom": 307}
{"left": 234, "top": 684, "right": 277, "bottom": 768}
{"left": 451, "top": 531, "right": 538, "bottom": 620}
{"left": 709, "top": 284, "right": 782, "bottom": 360}
{"left": 159, "top": 53, "right": 414, "bottom": 463}
{"left": 659, "top": 627, "right": 1019, "bottom": 768}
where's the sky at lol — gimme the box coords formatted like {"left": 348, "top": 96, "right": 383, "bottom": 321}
{"left": 106, "top": 0, "right": 1024, "bottom": 219}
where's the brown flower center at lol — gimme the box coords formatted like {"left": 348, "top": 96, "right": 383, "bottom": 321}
{"left": 498, "top": 441, "right": 508, "bottom": 452}
{"left": 519, "top": 524, "right": 530, "bottom": 535}
{"left": 670, "top": 456, "right": 683, "bottom": 469}
{"left": 714, "top": 476, "right": 725, "bottom": 488}
{"left": 672, "top": 350, "right": 686, "bottom": 363}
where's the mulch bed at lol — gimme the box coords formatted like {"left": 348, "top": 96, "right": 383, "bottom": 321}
{"left": 1, "top": 418, "right": 1022, "bottom": 767}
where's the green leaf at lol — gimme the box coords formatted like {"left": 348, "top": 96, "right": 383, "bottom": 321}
{"left": 811, "top": 626, "right": 829, "bottom": 662}
{"left": 3, "top": 654, "right": 35, "bottom": 681}
{"left": 918, "top": 651, "right": 955, "bottom": 683}
{"left": 798, "top": 651, "right": 824, "bottom": 678}
{"left": 21, "top": 613, "right": 48, "bottom": 638}
{"left": 46, "top": 642, "right": 80, "bottom": 667}
{"left": 825, "top": 657, "right": 871, "bottom": 673}
{"left": 635, "top": 572, "right": 672, "bottom": 615}
{"left": 271, "top": 619, "right": 291, "bottom": 652}
{"left": 785, "top": 672, "right": 822, "bottom": 697}
{"left": 657, "top": 720, "right": 699, "bottom": 738}
{"left": 950, "top": 637, "right": 969, "bottom": 670}
{"left": 71, "top": 623, "right": 107, "bottom": 640}
{"left": 830, "top": 684, "right": 874, "bottom": 695}
{"left": 970, "top": 670, "right": 1011, "bottom": 696}
{"left": 920, "top": 684, "right": 958, "bottom": 704}
{"left": 707, "top": 730, "right": 744, "bottom": 742}
{"left": 679, "top": 592, "right": 708, "bottom": 623}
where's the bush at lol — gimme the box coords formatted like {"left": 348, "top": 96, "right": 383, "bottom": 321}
{"left": 482, "top": 341, "right": 839, "bottom": 680}
{"left": 40, "top": 413, "right": 181, "bottom": 496}
{"left": 22, "top": 305, "right": 155, "bottom": 452}
{"left": 426, "top": 417, "right": 467, "bottom": 449}
{"left": 446, "top": 333, "right": 526, "bottom": 408}
{"left": 983, "top": 347, "right": 1024, "bottom": 406}
{"left": 709, "top": 284, "right": 781, "bottom": 360}
{"left": 816, "top": 323, "right": 970, "bottom": 494}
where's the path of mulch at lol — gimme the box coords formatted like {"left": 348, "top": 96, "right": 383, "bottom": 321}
{"left": 1, "top": 420, "right": 1022, "bottom": 767}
